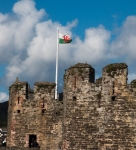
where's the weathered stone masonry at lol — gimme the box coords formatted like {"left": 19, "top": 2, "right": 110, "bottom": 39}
{"left": 6, "top": 63, "right": 136, "bottom": 150}
{"left": 7, "top": 80, "right": 62, "bottom": 150}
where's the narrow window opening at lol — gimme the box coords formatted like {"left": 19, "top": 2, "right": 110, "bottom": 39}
{"left": 112, "top": 81, "right": 115, "bottom": 95}
{"left": 17, "top": 110, "right": 20, "bottom": 113}
{"left": 73, "top": 96, "right": 77, "bottom": 101}
{"left": 74, "top": 77, "right": 76, "bottom": 88}
{"left": 42, "top": 98, "right": 46, "bottom": 114}
{"left": 111, "top": 96, "right": 116, "bottom": 101}
{"left": 42, "top": 98, "right": 44, "bottom": 108}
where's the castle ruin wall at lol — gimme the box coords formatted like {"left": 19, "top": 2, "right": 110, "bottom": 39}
{"left": 6, "top": 63, "right": 136, "bottom": 150}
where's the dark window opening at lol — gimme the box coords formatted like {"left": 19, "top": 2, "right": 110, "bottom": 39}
{"left": 42, "top": 109, "right": 45, "bottom": 114}
{"left": 29, "top": 134, "right": 36, "bottom": 148}
{"left": 56, "top": 111, "right": 60, "bottom": 116}
{"left": 112, "top": 81, "right": 115, "bottom": 95}
{"left": 42, "top": 98, "right": 44, "bottom": 108}
{"left": 17, "top": 110, "right": 20, "bottom": 113}
{"left": 73, "top": 96, "right": 77, "bottom": 101}
{"left": 111, "top": 96, "right": 116, "bottom": 101}
{"left": 74, "top": 77, "right": 76, "bottom": 88}
{"left": 58, "top": 92, "right": 63, "bottom": 101}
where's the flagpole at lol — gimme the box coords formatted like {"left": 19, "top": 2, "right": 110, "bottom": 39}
{"left": 55, "top": 27, "right": 59, "bottom": 99}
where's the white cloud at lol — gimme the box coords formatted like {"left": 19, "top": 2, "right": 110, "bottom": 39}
{"left": 4, "top": 18, "right": 77, "bottom": 85}
{"left": 128, "top": 73, "right": 136, "bottom": 84}
{"left": 5, "top": 23, "right": 111, "bottom": 86}
{"left": 110, "top": 16, "right": 136, "bottom": 60}
{"left": 0, "top": 13, "right": 8, "bottom": 22}
{"left": 0, "top": 92, "right": 8, "bottom": 103}
{"left": 71, "top": 25, "right": 111, "bottom": 64}
{"left": 0, "top": 0, "right": 45, "bottom": 63}
{"left": 0, "top": 0, "right": 136, "bottom": 102}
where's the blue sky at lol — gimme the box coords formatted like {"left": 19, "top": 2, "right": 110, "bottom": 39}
{"left": 0, "top": 0, "right": 136, "bottom": 102}
{"left": 1, "top": 0, "right": 135, "bottom": 30}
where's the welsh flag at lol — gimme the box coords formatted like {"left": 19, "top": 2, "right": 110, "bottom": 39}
{"left": 59, "top": 33, "right": 72, "bottom": 44}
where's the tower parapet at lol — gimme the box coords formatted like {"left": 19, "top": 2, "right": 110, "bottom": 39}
{"left": 102, "top": 63, "right": 128, "bottom": 98}
{"left": 130, "top": 79, "right": 136, "bottom": 88}
{"left": 102, "top": 63, "right": 128, "bottom": 84}
{"left": 7, "top": 77, "right": 28, "bottom": 147}
{"left": 64, "top": 63, "right": 95, "bottom": 93}
{"left": 63, "top": 63, "right": 98, "bottom": 149}
{"left": 67, "top": 63, "right": 95, "bottom": 82}
{"left": 7, "top": 79, "right": 62, "bottom": 149}
{"left": 34, "top": 82, "right": 56, "bottom": 112}
{"left": 9, "top": 77, "right": 28, "bottom": 99}
{"left": 34, "top": 82, "right": 56, "bottom": 95}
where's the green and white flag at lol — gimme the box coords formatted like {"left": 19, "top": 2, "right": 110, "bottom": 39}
{"left": 59, "top": 33, "right": 72, "bottom": 44}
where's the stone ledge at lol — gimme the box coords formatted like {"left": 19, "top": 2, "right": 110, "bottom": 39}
{"left": 69, "top": 63, "right": 94, "bottom": 69}
{"left": 103, "top": 63, "right": 128, "bottom": 72}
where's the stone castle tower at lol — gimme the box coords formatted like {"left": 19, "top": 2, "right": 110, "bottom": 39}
{"left": 6, "top": 63, "right": 136, "bottom": 150}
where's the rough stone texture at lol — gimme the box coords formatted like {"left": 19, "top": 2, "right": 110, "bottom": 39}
{"left": 7, "top": 79, "right": 62, "bottom": 150}
{"left": 6, "top": 63, "right": 136, "bottom": 150}
{"left": 0, "top": 148, "right": 40, "bottom": 150}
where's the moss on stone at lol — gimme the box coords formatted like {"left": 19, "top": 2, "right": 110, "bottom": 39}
{"left": 14, "top": 84, "right": 23, "bottom": 90}
{"left": 95, "top": 77, "right": 102, "bottom": 86}
{"left": 78, "top": 67, "right": 84, "bottom": 73}
{"left": 70, "top": 69, "right": 75, "bottom": 75}
{"left": 36, "top": 82, "right": 55, "bottom": 89}
{"left": 103, "top": 63, "right": 127, "bottom": 77}
{"left": 37, "top": 84, "right": 49, "bottom": 88}
{"left": 36, "top": 82, "right": 55, "bottom": 92}
{"left": 70, "top": 63, "right": 92, "bottom": 68}
{"left": 130, "top": 79, "right": 136, "bottom": 88}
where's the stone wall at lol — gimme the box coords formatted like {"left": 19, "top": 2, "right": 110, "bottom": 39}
{"left": 6, "top": 63, "right": 136, "bottom": 150}
{"left": 7, "top": 80, "right": 62, "bottom": 150}
{"left": 62, "top": 63, "right": 136, "bottom": 150}
{"left": 63, "top": 63, "right": 99, "bottom": 149}
{"left": 99, "top": 63, "right": 136, "bottom": 149}
{"left": 0, "top": 148, "right": 39, "bottom": 150}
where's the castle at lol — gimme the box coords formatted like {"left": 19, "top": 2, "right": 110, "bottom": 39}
{"left": 6, "top": 63, "right": 136, "bottom": 150}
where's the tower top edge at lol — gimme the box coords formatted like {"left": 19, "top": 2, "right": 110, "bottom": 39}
{"left": 69, "top": 63, "right": 94, "bottom": 69}
{"left": 34, "top": 82, "right": 56, "bottom": 86}
{"left": 102, "top": 63, "right": 128, "bottom": 71}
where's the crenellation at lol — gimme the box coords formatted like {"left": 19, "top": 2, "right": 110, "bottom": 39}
{"left": 5, "top": 63, "right": 136, "bottom": 150}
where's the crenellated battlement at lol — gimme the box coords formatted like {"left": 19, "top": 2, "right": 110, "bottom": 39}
{"left": 102, "top": 63, "right": 128, "bottom": 84}
{"left": 34, "top": 82, "right": 56, "bottom": 93}
{"left": 65, "top": 63, "right": 95, "bottom": 83}
{"left": 7, "top": 63, "right": 136, "bottom": 150}
{"left": 103, "top": 63, "right": 128, "bottom": 72}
